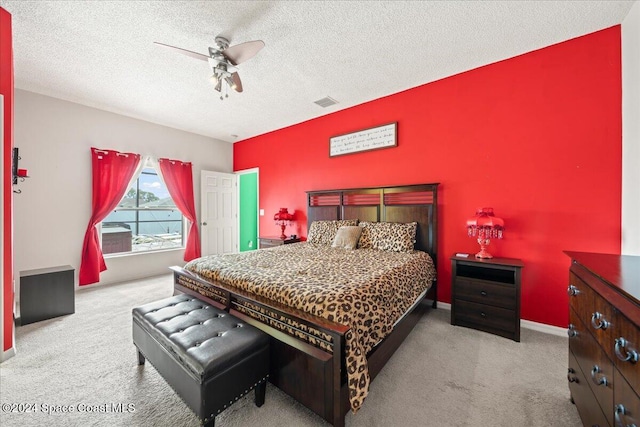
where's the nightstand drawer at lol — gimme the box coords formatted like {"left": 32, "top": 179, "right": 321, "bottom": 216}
{"left": 453, "top": 299, "right": 516, "bottom": 334}
{"left": 259, "top": 236, "right": 301, "bottom": 249}
{"left": 260, "top": 238, "right": 284, "bottom": 248}
{"left": 454, "top": 277, "right": 516, "bottom": 309}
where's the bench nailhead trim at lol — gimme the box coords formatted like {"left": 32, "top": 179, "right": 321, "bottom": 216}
{"left": 209, "top": 377, "right": 269, "bottom": 417}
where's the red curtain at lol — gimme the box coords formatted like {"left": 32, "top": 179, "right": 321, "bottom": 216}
{"left": 158, "top": 158, "right": 201, "bottom": 261}
{"left": 79, "top": 148, "right": 141, "bottom": 285}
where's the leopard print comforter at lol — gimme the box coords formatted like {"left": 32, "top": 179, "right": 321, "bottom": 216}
{"left": 184, "top": 242, "right": 436, "bottom": 412}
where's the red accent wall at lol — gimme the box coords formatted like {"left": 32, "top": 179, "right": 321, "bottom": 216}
{"left": 0, "top": 7, "right": 14, "bottom": 352}
{"left": 234, "top": 27, "right": 622, "bottom": 328}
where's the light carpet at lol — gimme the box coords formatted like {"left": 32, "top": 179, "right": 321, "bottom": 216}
{"left": 0, "top": 274, "right": 581, "bottom": 427}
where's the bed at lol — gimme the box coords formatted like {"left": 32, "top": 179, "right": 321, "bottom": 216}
{"left": 170, "top": 183, "right": 439, "bottom": 427}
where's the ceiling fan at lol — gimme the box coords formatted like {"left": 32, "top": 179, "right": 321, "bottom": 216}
{"left": 155, "top": 36, "right": 265, "bottom": 100}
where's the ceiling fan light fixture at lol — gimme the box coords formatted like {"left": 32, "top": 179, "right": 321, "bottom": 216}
{"left": 224, "top": 76, "right": 237, "bottom": 90}
{"left": 156, "top": 34, "right": 261, "bottom": 100}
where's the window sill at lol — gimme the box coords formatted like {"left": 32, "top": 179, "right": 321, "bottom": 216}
{"left": 104, "top": 247, "right": 185, "bottom": 260}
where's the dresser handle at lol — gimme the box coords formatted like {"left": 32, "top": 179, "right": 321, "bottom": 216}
{"left": 567, "top": 324, "right": 578, "bottom": 338}
{"left": 567, "top": 368, "right": 578, "bottom": 383}
{"left": 480, "top": 312, "right": 486, "bottom": 318}
{"left": 567, "top": 285, "right": 581, "bottom": 296}
{"left": 615, "top": 337, "right": 639, "bottom": 363}
{"left": 615, "top": 404, "right": 637, "bottom": 427}
{"left": 590, "top": 365, "right": 608, "bottom": 386}
{"left": 480, "top": 291, "right": 488, "bottom": 296}
{"left": 591, "top": 312, "right": 610, "bottom": 330}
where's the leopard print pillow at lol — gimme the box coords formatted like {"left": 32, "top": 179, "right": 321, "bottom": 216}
{"left": 308, "top": 219, "right": 358, "bottom": 245}
{"left": 331, "top": 226, "right": 363, "bottom": 250}
{"left": 357, "top": 221, "right": 374, "bottom": 249}
{"left": 358, "top": 221, "right": 417, "bottom": 252}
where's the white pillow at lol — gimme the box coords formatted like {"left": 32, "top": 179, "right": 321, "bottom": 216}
{"left": 331, "top": 226, "right": 363, "bottom": 250}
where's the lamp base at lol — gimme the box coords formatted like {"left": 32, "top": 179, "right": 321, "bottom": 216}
{"left": 475, "top": 237, "right": 493, "bottom": 258}
{"left": 475, "top": 250, "right": 493, "bottom": 259}
{"left": 279, "top": 224, "right": 287, "bottom": 240}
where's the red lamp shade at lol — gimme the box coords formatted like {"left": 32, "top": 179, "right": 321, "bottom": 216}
{"left": 466, "top": 208, "right": 504, "bottom": 259}
{"left": 274, "top": 208, "right": 294, "bottom": 239}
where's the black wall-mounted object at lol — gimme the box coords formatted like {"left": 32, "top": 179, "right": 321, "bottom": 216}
{"left": 12, "top": 146, "right": 19, "bottom": 185}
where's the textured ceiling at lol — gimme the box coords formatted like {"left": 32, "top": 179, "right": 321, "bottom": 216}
{"left": 2, "top": 1, "right": 635, "bottom": 143}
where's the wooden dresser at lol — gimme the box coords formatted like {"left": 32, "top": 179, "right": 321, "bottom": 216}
{"left": 565, "top": 251, "right": 640, "bottom": 427}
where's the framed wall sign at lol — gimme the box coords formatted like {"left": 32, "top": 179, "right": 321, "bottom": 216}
{"left": 329, "top": 122, "right": 397, "bottom": 157}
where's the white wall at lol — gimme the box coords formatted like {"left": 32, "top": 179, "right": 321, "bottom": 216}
{"left": 622, "top": 1, "right": 640, "bottom": 255}
{"left": 13, "top": 89, "right": 233, "bottom": 289}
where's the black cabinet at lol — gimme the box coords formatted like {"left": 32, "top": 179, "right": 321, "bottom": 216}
{"left": 19, "top": 265, "right": 75, "bottom": 325}
{"left": 451, "top": 255, "right": 523, "bottom": 341}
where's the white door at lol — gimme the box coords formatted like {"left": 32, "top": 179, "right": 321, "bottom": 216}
{"left": 200, "top": 171, "right": 237, "bottom": 256}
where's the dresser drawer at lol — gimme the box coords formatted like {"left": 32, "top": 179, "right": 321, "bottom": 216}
{"left": 568, "top": 350, "right": 611, "bottom": 427}
{"left": 569, "top": 271, "right": 616, "bottom": 362}
{"left": 612, "top": 309, "right": 640, "bottom": 393}
{"left": 454, "top": 278, "right": 516, "bottom": 309}
{"left": 569, "top": 307, "right": 614, "bottom": 426}
{"left": 614, "top": 369, "right": 640, "bottom": 427}
{"left": 453, "top": 299, "right": 515, "bottom": 335}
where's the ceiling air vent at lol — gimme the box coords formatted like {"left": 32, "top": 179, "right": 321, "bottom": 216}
{"left": 314, "top": 96, "right": 338, "bottom": 108}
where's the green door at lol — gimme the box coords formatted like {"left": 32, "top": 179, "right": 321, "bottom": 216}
{"left": 238, "top": 171, "right": 258, "bottom": 252}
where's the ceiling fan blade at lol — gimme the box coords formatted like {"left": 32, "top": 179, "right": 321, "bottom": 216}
{"left": 223, "top": 40, "right": 264, "bottom": 65}
{"left": 231, "top": 73, "right": 243, "bottom": 92}
{"left": 154, "top": 42, "right": 209, "bottom": 61}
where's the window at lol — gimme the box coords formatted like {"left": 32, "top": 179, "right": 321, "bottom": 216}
{"left": 101, "top": 167, "right": 184, "bottom": 254}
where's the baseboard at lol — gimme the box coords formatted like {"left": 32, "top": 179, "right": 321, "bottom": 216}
{"left": 435, "top": 302, "right": 567, "bottom": 337}
{"left": 437, "top": 302, "right": 452, "bottom": 311}
{"left": 520, "top": 319, "right": 567, "bottom": 337}
{"left": 1, "top": 346, "right": 16, "bottom": 362}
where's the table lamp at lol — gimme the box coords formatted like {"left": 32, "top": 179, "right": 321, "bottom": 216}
{"left": 274, "top": 208, "right": 294, "bottom": 239}
{"left": 466, "top": 207, "right": 504, "bottom": 259}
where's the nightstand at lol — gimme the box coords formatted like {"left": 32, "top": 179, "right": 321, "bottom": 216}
{"left": 451, "top": 255, "right": 523, "bottom": 341}
{"left": 258, "top": 236, "right": 301, "bottom": 249}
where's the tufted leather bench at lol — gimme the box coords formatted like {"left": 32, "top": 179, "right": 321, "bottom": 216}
{"left": 132, "top": 294, "right": 269, "bottom": 427}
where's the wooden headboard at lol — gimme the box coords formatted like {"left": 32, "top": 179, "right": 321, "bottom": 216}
{"left": 306, "top": 183, "right": 439, "bottom": 263}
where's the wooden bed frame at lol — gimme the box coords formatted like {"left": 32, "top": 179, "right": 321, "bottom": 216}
{"left": 171, "top": 183, "right": 439, "bottom": 427}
